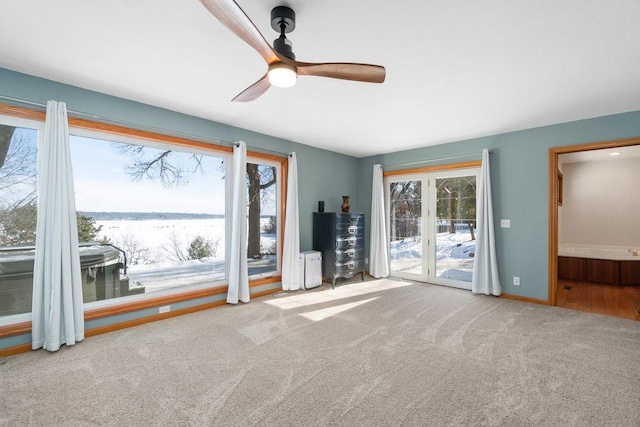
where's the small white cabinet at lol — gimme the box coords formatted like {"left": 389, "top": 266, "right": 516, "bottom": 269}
{"left": 299, "top": 251, "right": 322, "bottom": 289}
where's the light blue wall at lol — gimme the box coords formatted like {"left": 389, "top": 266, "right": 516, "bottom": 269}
{"left": 357, "top": 111, "right": 640, "bottom": 300}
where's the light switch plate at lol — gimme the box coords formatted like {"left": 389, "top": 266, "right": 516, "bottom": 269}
{"left": 500, "top": 219, "right": 510, "bottom": 228}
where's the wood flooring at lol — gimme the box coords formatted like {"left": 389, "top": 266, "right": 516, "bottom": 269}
{"left": 558, "top": 279, "right": 640, "bottom": 321}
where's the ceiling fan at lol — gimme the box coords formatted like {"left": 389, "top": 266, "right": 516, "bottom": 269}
{"left": 199, "top": 0, "right": 386, "bottom": 102}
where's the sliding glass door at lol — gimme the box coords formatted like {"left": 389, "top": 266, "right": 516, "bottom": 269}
{"left": 385, "top": 167, "right": 479, "bottom": 289}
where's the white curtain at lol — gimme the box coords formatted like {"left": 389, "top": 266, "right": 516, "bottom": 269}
{"left": 281, "top": 153, "right": 300, "bottom": 291}
{"left": 369, "top": 164, "right": 389, "bottom": 278}
{"left": 32, "top": 100, "right": 85, "bottom": 351}
{"left": 472, "top": 149, "right": 502, "bottom": 295}
{"left": 227, "top": 141, "right": 250, "bottom": 304}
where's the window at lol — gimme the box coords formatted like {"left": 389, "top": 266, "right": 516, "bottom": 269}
{"left": 0, "top": 117, "right": 41, "bottom": 317}
{"left": 0, "top": 105, "right": 286, "bottom": 322}
{"left": 246, "top": 160, "right": 280, "bottom": 277}
{"left": 67, "top": 131, "right": 231, "bottom": 305}
{"left": 388, "top": 179, "right": 423, "bottom": 275}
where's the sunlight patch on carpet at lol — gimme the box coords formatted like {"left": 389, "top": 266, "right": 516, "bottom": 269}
{"left": 263, "top": 279, "right": 414, "bottom": 310}
{"left": 299, "top": 297, "right": 379, "bottom": 322}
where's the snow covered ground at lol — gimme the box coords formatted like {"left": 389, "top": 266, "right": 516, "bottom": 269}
{"left": 124, "top": 255, "right": 276, "bottom": 293}
{"left": 91, "top": 218, "right": 474, "bottom": 298}
{"left": 96, "top": 218, "right": 227, "bottom": 261}
{"left": 95, "top": 218, "right": 276, "bottom": 294}
{"left": 390, "top": 230, "right": 475, "bottom": 282}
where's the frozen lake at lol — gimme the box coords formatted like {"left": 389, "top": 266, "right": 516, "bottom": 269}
{"left": 94, "top": 218, "right": 276, "bottom": 294}
{"left": 96, "top": 218, "right": 228, "bottom": 262}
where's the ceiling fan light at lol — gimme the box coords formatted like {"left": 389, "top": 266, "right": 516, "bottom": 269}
{"left": 268, "top": 63, "right": 297, "bottom": 88}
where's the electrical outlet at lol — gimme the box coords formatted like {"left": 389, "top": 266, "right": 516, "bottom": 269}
{"left": 365, "top": 257, "right": 369, "bottom": 264}
{"left": 159, "top": 305, "right": 171, "bottom": 314}
{"left": 513, "top": 276, "right": 520, "bottom": 286}
{"left": 501, "top": 219, "right": 511, "bottom": 228}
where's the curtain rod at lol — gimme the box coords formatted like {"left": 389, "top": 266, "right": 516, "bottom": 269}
{"left": 382, "top": 149, "right": 493, "bottom": 169}
{"left": 0, "top": 94, "right": 290, "bottom": 158}
{"left": 0, "top": 94, "right": 234, "bottom": 147}
{"left": 231, "top": 141, "right": 291, "bottom": 159}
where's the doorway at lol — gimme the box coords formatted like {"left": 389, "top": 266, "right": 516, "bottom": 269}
{"left": 385, "top": 166, "right": 480, "bottom": 290}
{"left": 549, "top": 137, "right": 640, "bottom": 320}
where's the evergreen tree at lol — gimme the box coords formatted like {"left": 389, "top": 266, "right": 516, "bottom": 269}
{"left": 187, "top": 235, "right": 214, "bottom": 259}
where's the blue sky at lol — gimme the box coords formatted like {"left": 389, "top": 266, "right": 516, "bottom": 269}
{"left": 1, "top": 125, "right": 276, "bottom": 215}
{"left": 69, "top": 135, "right": 227, "bottom": 214}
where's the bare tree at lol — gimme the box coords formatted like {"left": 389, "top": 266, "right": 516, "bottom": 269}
{"left": 114, "top": 144, "right": 203, "bottom": 187}
{"left": 117, "top": 143, "right": 277, "bottom": 259}
{"left": 0, "top": 125, "right": 16, "bottom": 169}
{"left": 208, "top": 237, "right": 222, "bottom": 257}
{"left": 163, "top": 231, "right": 189, "bottom": 262}
{"left": 389, "top": 180, "right": 421, "bottom": 242}
{"left": 0, "top": 125, "right": 38, "bottom": 246}
{"left": 116, "top": 232, "right": 154, "bottom": 265}
{"left": 164, "top": 232, "right": 222, "bottom": 261}
{"left": 247, "top": 163, "right": 276, "bottom": 259}
{"left": 436, "top": 176, "right": 476, "bottom": 238}
{"left": 0, "top": 127, "right": 37, "bottom": 209}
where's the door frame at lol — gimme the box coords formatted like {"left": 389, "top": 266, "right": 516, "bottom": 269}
{"left": 430, "top": 167, "right": 481, "bottom": 289}
{"left": 548, "top": 136, "right": 640, "bottom": 306}
{"left": 384, "top": 160, "right": 481, "bottom": 288}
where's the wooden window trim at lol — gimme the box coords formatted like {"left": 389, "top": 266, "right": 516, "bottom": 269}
{"left": 383, "top": 160, "right": 481, "bottom": 176}
{"left": 0, "top": 103, "right": 287, "bottom": 162}
{"left": 0, "top": 104, "right": 46, "bottom": 122}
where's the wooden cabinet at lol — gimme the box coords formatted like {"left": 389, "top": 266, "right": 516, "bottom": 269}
{"left": 586, "top": 259, "right": 619, "bottom": 285}
{"left": 313, "top": 212, "right": 365, "bottom": 288}
{"left": 559, "top": 256, "right": 640, "bottom": 286}
{"left": 558, "top": 256, "right": 585, "bottom": 281}
{"left": 620, "top": 262, "right": 640, "bottom": 285}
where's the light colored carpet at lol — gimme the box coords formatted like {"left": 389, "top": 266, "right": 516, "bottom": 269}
{"left": 1, "top": 278, "right": 639, "bottom": 426}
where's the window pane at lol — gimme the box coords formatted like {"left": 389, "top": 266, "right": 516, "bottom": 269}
{"left": 435, "top": 175, "right": 476, "bottom": 282}
{"left": 388, "top": 179, "right": 423, "bottom": 275}
{"left": 0, "top": 124, "right": 38, "bottom": 316}
{"left": 246, "top": 162, "right": 278, "bottom": 276}
{"left": 70, "top": 135, "right": 226, "bottom": 303}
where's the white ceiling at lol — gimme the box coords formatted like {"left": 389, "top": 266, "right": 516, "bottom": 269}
{"left": 2, "top": 0, "right": 640, "bottom": 157}
{"left": 559, "top": 145, "right": 640, "bottom": 164}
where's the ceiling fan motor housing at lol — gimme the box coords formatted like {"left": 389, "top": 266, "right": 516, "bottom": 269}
{"left": 273, "top": 37, "right": 295, "bottom": 59}
{"left": 271, "top": 6, "right": 296, "bottom": 59}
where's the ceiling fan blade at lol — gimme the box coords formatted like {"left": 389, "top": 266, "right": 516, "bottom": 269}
{"left": 293, "top": 61, "right": 386, "bottom": 83}
{"left": 232, "top": 73, "right": 271, "bottom": 102}
{"left": 200, "top": 0, "right": 278, "bottom": 64}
